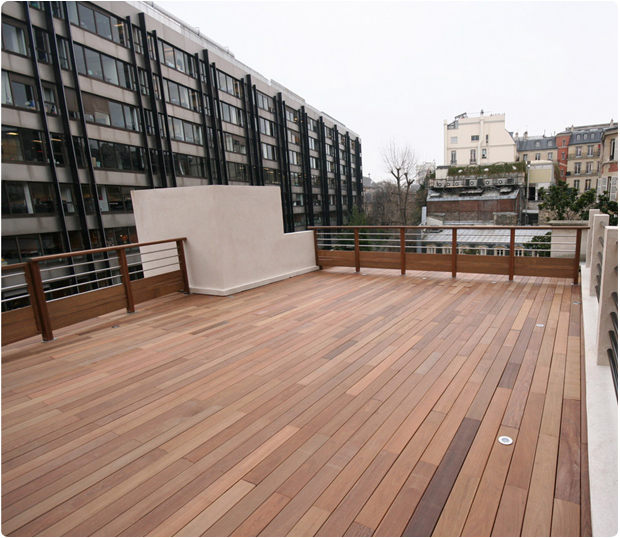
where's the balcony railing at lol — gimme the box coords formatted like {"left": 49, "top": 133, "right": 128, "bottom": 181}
{"left": 310, "top": 225, "right": 587, "bottom": 284}
{"left": 587, "top": 212, "right": 618, "bottom": 397}
{"left": 1, "top": 238, "right": 189, "bottom": 346}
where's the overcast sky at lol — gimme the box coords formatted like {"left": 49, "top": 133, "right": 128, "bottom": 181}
{"left": 158, "top": 1, "right": 618, "bottom": 182}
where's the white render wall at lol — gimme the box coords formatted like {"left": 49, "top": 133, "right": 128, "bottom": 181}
{"left": 132, "top": 186, "right": 318, "bottom": 296}
{"left": 444, "top": 113, "right": 516, "bottom": 166}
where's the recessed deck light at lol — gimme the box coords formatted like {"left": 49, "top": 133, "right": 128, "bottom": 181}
{"left": 498, "top": 436, "right": 513, "bottom": 445}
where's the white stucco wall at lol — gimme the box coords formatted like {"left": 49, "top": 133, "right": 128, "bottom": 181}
{"left": 132, "top": 186, "right": 318, "bottom": 296}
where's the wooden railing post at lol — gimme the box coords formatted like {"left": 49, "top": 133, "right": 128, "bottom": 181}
{"left": 451, "top": 228, "right": 457, "bottom": 278}
{"left": 28, "top": 260, "right": 53, "bottom": 341}
{"left": 176, "top": 239, "right": 190, "bottom": 294}
{"left": 573, "top": 228, "right": 582, "bottom": 286}
{"left": 354, "top": 228, "right": 361, "bottom": 273}
{"left": 509, "top": 228, "right": 516, "bottom": 281}
{"left": 400, "top": 227, "right": 406, "bottom": 275}
{"left": 313, "top": 228, "right": 321, "bottom": 269}
{"left": 118, "top": 248, "right": 136, "bottom": 313}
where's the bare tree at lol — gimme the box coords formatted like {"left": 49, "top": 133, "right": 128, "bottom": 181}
{"left": 381, "top": 141, "right": 421, "bottom": 225}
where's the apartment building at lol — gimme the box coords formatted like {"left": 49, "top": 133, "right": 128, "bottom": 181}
{"left": 599, "top": 124, "right": 618, "bottom": 201}
{"left": 514, "top": 133, "right": 557, "bottom": 165}
{"left": 563, "top": 124, "right": 606, "bottom": 195}
{"left": 1, "top": 1, "right": 363, "bottom": 264}
{"left": 443, "top": 111, "right": 516, "bottom": 166}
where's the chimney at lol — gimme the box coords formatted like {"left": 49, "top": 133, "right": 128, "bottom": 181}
{"left": 524, "top": 131, "right": 528, "bottom": 139}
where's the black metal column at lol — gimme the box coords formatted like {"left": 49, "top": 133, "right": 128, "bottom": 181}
{"left": 273, "top": 94, "right": 294, "bottom": 233}
{"left": 345, "top": 132, "right": 354, "bottom": 216}
{"left": 138, "top": 14, "right": 168, "bottom": 188}
{"left": 195, "top": 54, "right": 213, "bottom": 184}
{"left": 151, "top": 30, "right": 176, "bottom": 188}
{"left": 317, "top": 117, "right": 330, "bottom": 225}
{"left": 209, "top": 62, "right": 229, "bottom": 185}
{"left": 251, "top": 83, "right": 265, "bottom": 187}
{"left": 61, "top": 2, "right": 106, "bottom": 246}
{"left": 201, "top": 51, "right": 224, "bottom": 184}
{"left": 126, "top": 15, "right": 155, "bottom": 189}
{"left": 355, "top": 138, "right": 363, "bottom": 211}
{"left": 333, "top": 125, "right": 344, "bottom": 225}
{"left": 25, "top": 3, "right": 71, "bottom": 252}
{"left": 298, "top": 106, "right": 314, "bottom": 228}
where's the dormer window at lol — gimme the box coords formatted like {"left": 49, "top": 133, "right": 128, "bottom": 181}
{"left": 535, "top": 141, "right": 541, "bottom": 148}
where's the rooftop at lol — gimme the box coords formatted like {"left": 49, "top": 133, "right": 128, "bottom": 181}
{"left": 2, "top": 267, "right": 589, "bottom": 536}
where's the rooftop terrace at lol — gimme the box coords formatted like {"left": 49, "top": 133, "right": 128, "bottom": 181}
{"left": 2, "top": 267, "right": 590, "bottom": 536}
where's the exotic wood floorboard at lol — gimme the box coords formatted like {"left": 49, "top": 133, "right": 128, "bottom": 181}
{"left": 2, "top": 268, "right": 590, "bottom": 536}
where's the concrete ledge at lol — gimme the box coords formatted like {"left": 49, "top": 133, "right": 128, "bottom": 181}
{"left": 581, "top": 263, "right": 618, "bottom": 537}
{"left": 190, "top": 266, "right": 319, "bottom": 296}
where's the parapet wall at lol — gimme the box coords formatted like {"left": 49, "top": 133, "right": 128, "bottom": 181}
{"left": 132, "top": 186, "right": 318, "bottom": 296}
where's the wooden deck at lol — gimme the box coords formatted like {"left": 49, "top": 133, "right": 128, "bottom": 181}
{"left": 1, "top": 268, "right": 590, "bottom": 536}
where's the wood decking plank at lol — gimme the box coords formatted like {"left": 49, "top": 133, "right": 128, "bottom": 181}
{"left": 1, "top": 269, "right": 586, "bottom": 538}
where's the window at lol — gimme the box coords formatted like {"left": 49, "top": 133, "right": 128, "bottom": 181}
{"left": 586, "top": 162, "right": 593, "bottom": 174}
{"left": 1, "top": 181, "right": 56, "bottom": 215}
{"left": 164, "top": 79, "right": 201, "bottom": 112}
{"left": 158, "top": 39, "right": 196, "bottom": 77}
{"left": 285, "top": 107, "right": 297, "bottom": 123}
{"left": 87, "top": 139, "right": 145, "bottom": 171}
{"left": 263, "top": 168, "right": 280, "bottom": 185}
{"left": 261, "top": 143, "right": 277, "bottom": 161}
{"left": 57, "top": 36, "right": 71, "bottom": 69}
{"left": 486, "top": 134, "right": 489, "bottom": 143}
{"left": 97, "top": 185, "right": 144, "bottom": 212}
{"left": 470, "top": 149, "right": 476, "bottom": 163}
{"left": 227, "top": 161, "right": 248, "bottom": 182}
{"left": 172, "top": 153, "right": 207, "bottom": 178}
{"left": 307, "top": 118, "right": 317, "bottom": 132}
{"left": 287, "top": 129, "right": 300, "bottom": 145}
{"left": 450, "top": 137, "right": 458, "bottom": 144}
{"left": 308, "top": 137, "right": 318, "bottom": 151}
{"left": 74, "top": 44, "right": 135, "bottom": 90}
{"left": 611, "top": 138, "right": 616, "bottom": 161}
{"left": 224, "top": 133, "right": 246, "bottom": 154}
{"left": 562, "top": 139, "right": 566, "bottom": 147}
{"left": 219, "top": 102, "right": 243, "bottom": 126}
{"left": 2, "top": 22, "right": 28, "bottom": 56}
{"left": 587, "top": 145, "right": 594, "bottom": 157}
{"left": 471, "top": 135, "right": 479, "bottom": 141}
{"left": 217, "top": 70, "right": 241, "bottom": 97}
{"left": 574, "top": 162, "right": 581, "bottom": 174}
{"left": 34, "top": 27, "right": 50, "bottom": 63}
{"left": 256, "top": 91, "right": 273, "bottom": 112}
{"left": 310, "top": 156, "right": 319, "bottom": 170}
{"left": 71, "top": 3, "right": 128, "bottom": 46}
{"left": 535, "top": 140, "right": 541, "bottom": 148}
{"left": 288, "top": 150, "right": 300, "bottom": 165}
{"left": 585, "top": 179, "right": 591, "bottom": 190}
{"left": 591, "top": 133, "right": 595, "bottom": 140}
{"left": 575, "top": 146, "right": 582, "bottom": 157}
{"left": 450, "top": 150, "right": 456, "bottom": 164}
{"left": 576, "top": 134, "right": 581, "bottom": 141}
{"left": 481, "top": 148, "right": 487, "bottom": 159}
{"left": 2, "top": 126, "right": 48, "bottom": 163}
{"left": 561, "top": 151, "right": 565, "bottom": 159}
{"left": 535, "top": 153, "right": 541, "bottom": 160}
{"left": 167, "top": 116, "right": 203, "bottom": 144}
{"left": 259, "top": 117, "right": 275, "bottom": 137}
{"left": 547, "top": 152, "right": 553, "bottom": 160}
{"left": 573, "top": 179, "right": 580, "bottom": 190}
{"left": 1, "top": 72, "right": 37, "bottom": 111}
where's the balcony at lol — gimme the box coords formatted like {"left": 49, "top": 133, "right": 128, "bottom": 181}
{"left": 1, "top": 262, "right": 592, "bottom": 537}
{"left": 1, "top": 187, "right": 616, "bottom": 537}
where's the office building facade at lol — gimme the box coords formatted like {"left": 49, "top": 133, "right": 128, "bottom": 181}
{"left": 1, "top": 1, "right": 363, "bottom": 264}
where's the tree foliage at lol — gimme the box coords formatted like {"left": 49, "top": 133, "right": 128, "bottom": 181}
{"left": 538, "top": 182, "right": 618, "bottom": 225}
{"left": 381, "top": 141, "right": 419, "bottom": 225}
{"left": 538, "top": 182, "right": 596, "bottom": 221}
